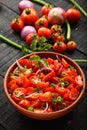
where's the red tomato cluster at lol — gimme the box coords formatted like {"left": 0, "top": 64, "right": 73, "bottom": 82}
{"left": 7, "top": 54, "right": 83, "bottom": 113}
{"left": 10, "top": 2, "right": 80, "bottom": 53}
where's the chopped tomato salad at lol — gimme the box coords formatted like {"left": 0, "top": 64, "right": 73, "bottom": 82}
{"left": 7, "top": 54, "right": 83, "bottom": 113}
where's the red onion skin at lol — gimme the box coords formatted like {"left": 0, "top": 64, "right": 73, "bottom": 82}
{"left": 18, "top": 0, "right": 34, "bottom": 13}
{"left": 21, "top": 26, "right": 36, "bottom": 40}
{"left": 48, "top": 7, "right": 66, "bottom": 25}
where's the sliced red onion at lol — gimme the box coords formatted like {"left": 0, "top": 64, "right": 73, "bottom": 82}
{"left": 56, "top": 55, "right": 61, "bottom": 62}
{"left": 57, "top": 65, "right": 64, "bottom": 76}
{"left": 34, "top": 102, "right": 49, "bottom": 113}
{"left": 42, "top": 102, "right": 49, "bottom": 113}
{"left": 36, "top": 67, "right": 53, "bottom": 75}
{"left": 25, "top": 92, "right": 38, "bottom": 98}
{"left": 16, "top": 92, "right": 24, "bottom": 97}
{"left": 16, "top": 60, "right": 23, "bottom": 69}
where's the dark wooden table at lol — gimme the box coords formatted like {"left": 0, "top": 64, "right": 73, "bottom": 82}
{"left": 0, "top": 0, "right": 87, "bottom": 130}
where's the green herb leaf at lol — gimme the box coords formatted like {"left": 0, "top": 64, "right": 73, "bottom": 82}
{"left": 30, "top": 39, "right": 38, "bottom": 51}
{"left": 30, "top": 55, "right": 41, "bottom": 61}
{"left": 41, "top": 58, "right": 49, "bottom": 67}
{"left": 38, "top": 36, "right": 47, "bottom": 46}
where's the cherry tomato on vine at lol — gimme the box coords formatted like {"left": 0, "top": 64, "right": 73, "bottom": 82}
{"left": 35, "top": 17, "right": 48, "bottom": 30}
{"left": 67, "top": 41, "right": 77, "bottom": 51}
{"left": 53, "top": 41, "right": 67, "bottom": 53}
{"left": 52, "top": 33, "right": 65, "bottom": 42}
{"left": 26, "top": 33, "right": 39, "bottom": 45}
{"left": 38, "top": 27, "right": 51, "bottom": 39}
{"left": 50, "top": 24, "right": 62, "bottom": 34}
{"left": 21, "top": 8, "right": 39, "bottom": 25}
{"left": 41, "top": 4, "right": 53, "bottom": 15}
{"left": 10, "top": 17, "right": 24, "bottom": 32}
{"left": 66, "top": 8, "right": 81, "bottom": 23}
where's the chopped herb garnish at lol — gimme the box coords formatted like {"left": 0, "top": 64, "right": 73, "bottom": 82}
{"left": 28, "top": 106, "right": 34, "bottom": 112}
{"left": 61, "top": 82, "right": 65, "bottom": 87}
{"left": 52, "top": 98, "right": 58, "bottom": 105}
{"left": 57, "top": 96, "right": 63, "bottom": 103}
{"left": 50, "top": 83, "right": 56, "bottom": 88}
{"left": 34, "top": 88, "right": 39, "bottom": 92}
{"left": 69, "top": 65, "right": 74, "bottom": 70}
{"left": 30, "top": 55, "right": 49, "bottom": 67}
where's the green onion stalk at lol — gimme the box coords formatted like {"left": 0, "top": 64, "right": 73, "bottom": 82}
{"left": 0, "top": 35, "right": 32, "bottom": 55}
{"left": 32, "top": 0, "right": 49, "bottom": 6}
{"left": 0, "top": 34, "right": 87, "bottom": 63}
{"left": 66, "top": 20, "right": 71, "bottom": 41}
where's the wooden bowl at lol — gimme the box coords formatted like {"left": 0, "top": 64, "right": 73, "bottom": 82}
{"left": 4, "top": 52, "right": 86, "bottom": 120}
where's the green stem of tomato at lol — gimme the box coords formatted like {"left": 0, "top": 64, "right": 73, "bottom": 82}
{"left": 0, "top": 34, "right": 32, "bottom": 54}
{"left": 69, "top": 0, "right": 87, "bottom": 17}
{"left": 32, "top": 0, "right": 49, "bottom": 6}
{"left": 66, "top": 20, "right": 71, "bottom": 41}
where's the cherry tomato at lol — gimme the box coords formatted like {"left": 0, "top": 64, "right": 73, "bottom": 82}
{"left": 53, "top": 41, "right": 67, "bottom": 53}
{"left": 10, "top": 17, "right": 24, "bottom": 32}
{"left": 36, "top": 81, "right": 49, "bottom": 91}
{"left": 41, "top": 4, "right": 53, "bottom": 15}
{"left": 50, "top": 24, "right": 62, "bottom": 34}
{"left": 19, "top": 99, "right": 30, "bottom": 109}
{"left": 43, "top": 71, "right": 55, "bottom": 82}
{"left": 30, "top": 99, "right": 41, "bottom": 107}
{"left": 63, "top": 75, "right": 74, "bottom": 84}
{"left": 18, "top": 59, "right": 32, "bottom": 68}
{"left": 35, "top": 17, "right": 48, "bottom": 30}
{"left": 19, "top": 75, "right": 31, "bottom": 88}
{"left": 55, "top": 86, "right": 67, "bottom": 95}
{"left": 26, "top": 87, "right": 34, "bottom": 95}
{"left": 12, "top": 87, "right": 26, "bottom": 103}
{"left": 38, "top": 27, "right": 51, "bottom": 39}
{"left": 21, "top": 8, "right": 39, "bottom": 25}
{"left": 26, "top": 77, "right": 37, "bottom": 88}
{"left": 68, "top": 88, "right": 79, "bottom": 101}
{"left": 66, "top": 8, "right": 81, "bottom": 23}
{"left": 7, "top": 79, "right": 18, "bottom": 93}
{"left": 45, "top": 86, "right": 55, "bottom": 92}
{"left": 52, "top": 33, "right": 65, "bottom": 42}
{"left": 26, "top": 33, "right": 39, "bottom": 45}
{"left": 61, "top": 58, "right": 70, "bottom": 68}
{"left": 67, "top": 41, "right": 77, "bottom": 51}
{"left": 39, "top": 92, "right": 52, "bottom": 102}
